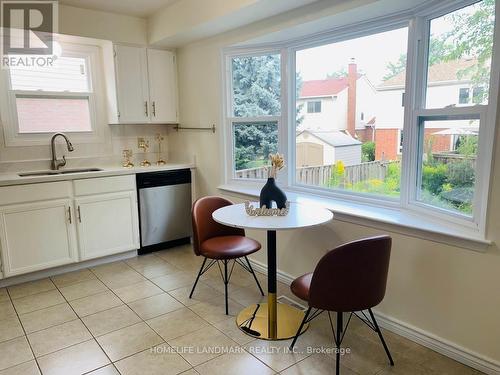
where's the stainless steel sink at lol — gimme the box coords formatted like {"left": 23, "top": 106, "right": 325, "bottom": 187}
{"left": 19, "top": 168, "right": 103, "bottom": 177}
{"left": 59, "top": 168, "right": 103, "bottom": 174}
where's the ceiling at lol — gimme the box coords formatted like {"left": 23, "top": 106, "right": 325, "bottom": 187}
{"left": 59, "top": 0, "right": 180, "bottom": 18}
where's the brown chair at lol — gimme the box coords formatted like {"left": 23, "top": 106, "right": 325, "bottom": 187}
{"left": 190, "top": 196, "right": 264, "bottom": 314}
{"left": 290, "top": 235, "right": 394, "bottom": 375}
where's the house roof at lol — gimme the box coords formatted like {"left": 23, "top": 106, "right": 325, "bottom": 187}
{"left": 298, "top": 130, "right": 362, "bottom": 147}
{"left": 299, "top": 74, "right": 361, "bottom": 98}
{"left": 380, "top": 59, "right": 477, "bottom": 87}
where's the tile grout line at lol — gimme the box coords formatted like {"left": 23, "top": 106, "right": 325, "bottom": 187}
{"left": 122, "top": 255, "right": 254, "bottom": 371}
{"left": 86, "top": 261, "right": 199, "bottom": 373}
{"left": 6, "top": 251, "right": 312, "bottom": 375}
{"left": 49, "top": 273, "right": 118, "bottom": 372}
{"left": 6, "top": 254, "right": 257, "bottom": 372}
{"left": 165, "top": 266, "right": 280, "bottom": 374}
{"left": 5, "top": 283, "right": 44, "bottom": 375}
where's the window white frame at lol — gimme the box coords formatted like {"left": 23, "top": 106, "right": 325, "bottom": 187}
{"left": 221, "top": 0, "right": 500, "bottom": 239}
{"left": 222, "top": 48, "right": 288, "bottom": 184}
{"left": 0, "top": 39, "right": 105, "bottom": 146}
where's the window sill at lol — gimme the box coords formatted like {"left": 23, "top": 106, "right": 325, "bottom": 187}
{"left": 217, "top": 183, "right": 491, "bottom": 252}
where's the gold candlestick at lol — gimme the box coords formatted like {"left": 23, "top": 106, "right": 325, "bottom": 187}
{"left": 155, "top": 133, "right": 166, "bottom": 166}
{"left": 122, "top": 149, "right": 134, "bottom": 168}
{"left": 138, "top": 138, "right": 151, "bottom": 167}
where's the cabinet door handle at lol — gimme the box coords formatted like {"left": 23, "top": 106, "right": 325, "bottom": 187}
{"left": 68, "top": 207, "right": 72, "bottom": 224}
{"left": 152, "top": 101, "right": 156, "bottom": 117}
{"left": 77, "top": 206, "right": 82, "bottom": 223}
{"left": 144, "top": 101, "right": 148, "bottom": 117}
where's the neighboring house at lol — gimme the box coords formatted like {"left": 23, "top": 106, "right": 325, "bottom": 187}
{"left": 297, "top": 59, "right": 377, "bottom": 137}
{"left": 375, "top": 59, "right": 482, "bottom": 160}
{"left": 296, "top": 130, "right": 361, "bottom": 167}
{"left": 297, "top": 59, "right": 481, "bottom": 163}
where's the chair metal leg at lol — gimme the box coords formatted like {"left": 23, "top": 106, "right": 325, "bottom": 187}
{"left": 224, "top": 260, "right": 229, "bottom": 315}
{"left": 336, "top": 312, "right": 343, "bottom": 375}
{"left": 245, "top": 256, "right": 264, "bottom": 296}
{"left": 290, "top": 307, "right": 311, "bottom": 350}
{"left": 368, "top": 309, "right": 394, "bottom": 366}
{"left": 189, "top": 257, "right": 207, "bottom": 299}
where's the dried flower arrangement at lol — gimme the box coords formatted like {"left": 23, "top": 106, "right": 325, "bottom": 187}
{"left": 268, "top": 153, "right": 285, "bottom": 178}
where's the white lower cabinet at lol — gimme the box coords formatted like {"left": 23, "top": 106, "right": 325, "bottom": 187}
{"left": 75, "top": 191, "right": 139, "bottom": 260}
{"left": 0, "top": 175, "right": 140, "bottom": 279}
{"left": 0, "top": 199, "right": 78, "bottom": 277}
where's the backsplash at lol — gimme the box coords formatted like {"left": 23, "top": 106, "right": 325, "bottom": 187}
{"left": 0, "top": 124, "right": 170, "bottom": 172}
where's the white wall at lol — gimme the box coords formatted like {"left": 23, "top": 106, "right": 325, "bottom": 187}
{"left": 375, "top": 87, "right": 404, "bottom": 129}
{"left": 355, "top": 76, "right": 377, "bottom": 129}
{"left": 59, "top": 5, "right": 147, "bottom": 45}
{"left": 297, "top": 96, "right": 342, "bottom": 131}
{"left": 169, "top": 4, "right": 500, "bottom": 369}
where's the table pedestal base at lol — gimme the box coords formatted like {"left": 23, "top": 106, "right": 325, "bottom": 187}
{"left": 236, "top": 301, "right": 309, "bottom": 340}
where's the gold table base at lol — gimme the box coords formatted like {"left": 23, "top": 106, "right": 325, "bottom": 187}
{"left": 236, "top": 301, "right": 309, "bottom": 340}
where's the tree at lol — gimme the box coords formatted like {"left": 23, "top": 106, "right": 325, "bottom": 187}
{"left": 361, "top": 142, "right": 376, "bottom": 162}
{"left": 383, "top": 39, "right": 455, "bottom": 80}
{"left": 234, "top": 122, "right": 278, "bottom": 170}
{"left": 440, "top": 0, "right": 495, "bottom": 97}
{"left": 232, "top": 55, "right": 281, "bottom": 117}
{"left": 383, "top": 0, "right": 495, "bottom": 87}
{"left": 383, "top": 54, "right": 407, "bottom": 81}
{"left": 326, "top": 67, "right": 347, "bottom": 79}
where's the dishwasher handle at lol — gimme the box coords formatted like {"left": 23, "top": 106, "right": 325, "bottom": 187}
{"left": 136, "top": 169, "right": 191, "bottom": 189}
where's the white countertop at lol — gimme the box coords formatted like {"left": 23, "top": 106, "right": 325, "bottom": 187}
{"left": 0, "top": 162, "right": 195, "bottom": 187}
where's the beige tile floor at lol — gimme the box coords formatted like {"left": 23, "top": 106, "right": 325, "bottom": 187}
{"left": 0, "top": 244, "right": 483, "bottom": 375}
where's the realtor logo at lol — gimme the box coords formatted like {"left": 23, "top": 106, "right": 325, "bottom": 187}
{"left": 1, "top": 1, "right": 58, "bottom": 55}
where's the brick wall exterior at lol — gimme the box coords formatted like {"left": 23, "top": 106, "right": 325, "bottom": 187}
{"left": 424, "top": 128, "right": 451, "bottom": 154}
{"left": 375, "top": 129, "right": 399, "bottom": 160}
{"left": 373, "top": 128, "right": 451, "bottom": 161}
{"left": 356, "top": 127, "right": 374, "bottom": 143}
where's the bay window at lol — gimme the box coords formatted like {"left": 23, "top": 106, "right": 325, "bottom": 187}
{"left": 223, "top": 0, "right": 499, "bottom": 240}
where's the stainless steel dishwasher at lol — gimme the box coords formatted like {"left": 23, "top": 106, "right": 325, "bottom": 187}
{"left": 136, "top": 169, "right": 192, "bottom": 254}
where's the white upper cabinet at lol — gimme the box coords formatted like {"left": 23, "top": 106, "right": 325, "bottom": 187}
{"left": 113, "top": 45, "right": 178, "bottom": 124}
{"left": 114, "top": 45, "right": 150, "bottom": 124}
{"left": 148, "top": 49, "right": 178, "bottom": 123}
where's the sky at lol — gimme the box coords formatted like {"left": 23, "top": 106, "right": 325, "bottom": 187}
{"left": 296, "top": 27, "right": 409, "bottom": 86}
{"left": 295, "top": 1, "right": 478, "bottom": 86}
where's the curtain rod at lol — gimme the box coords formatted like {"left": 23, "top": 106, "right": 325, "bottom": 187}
{"left": 173, "top": 124, "right": 216, "bottom": 133}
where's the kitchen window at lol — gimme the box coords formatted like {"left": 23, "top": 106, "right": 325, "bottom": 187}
{"left": 0, "top": 40, "right": 102, "bottom": 146}
{"left": 223, "top": 0, "right": 499, "bottom": 240}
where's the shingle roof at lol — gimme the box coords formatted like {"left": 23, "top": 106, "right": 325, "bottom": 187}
{"left": 298, "top": 130, "right": 362, "bottom": 147}
{"left": 299, "top": 75, "right": 361, "bottom": 97}
{"left": 380, "top": 59, "right": 477, "bottom": 87}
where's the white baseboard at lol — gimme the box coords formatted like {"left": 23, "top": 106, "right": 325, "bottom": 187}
{"left": 248, "top": 258, "right": 500, "bottom": 375}
{"left": 0, "top": 250, "right": 137, "bottom": 288}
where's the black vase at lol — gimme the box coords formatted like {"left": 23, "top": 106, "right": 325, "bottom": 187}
{"left": 260, "top": 178, "right": 287, "bottom": 209}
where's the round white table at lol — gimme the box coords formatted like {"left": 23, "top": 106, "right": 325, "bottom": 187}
{"left": 212, "top": 201, "right": 333, "bottom": 340}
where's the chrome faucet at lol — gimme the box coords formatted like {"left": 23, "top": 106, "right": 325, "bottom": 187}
{"left": 51, "top": 133, "right": 74, "bottom": 170}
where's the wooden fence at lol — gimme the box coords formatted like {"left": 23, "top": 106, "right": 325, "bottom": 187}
{"left": 235, "top": 160, "right": 400, "bottom": 187}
